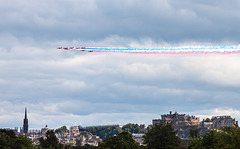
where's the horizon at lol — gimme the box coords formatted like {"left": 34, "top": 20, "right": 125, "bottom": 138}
{"left": 1, "top": 109, "right": 238, "bottom": 130}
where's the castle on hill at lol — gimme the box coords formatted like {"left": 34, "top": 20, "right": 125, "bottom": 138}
{"left": 152, "top": 111, "right": 238, "bottom": 138}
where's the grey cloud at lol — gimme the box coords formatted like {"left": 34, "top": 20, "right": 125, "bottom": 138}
{"left": 1, "top": 0, "right": 240, "bottom": 42}
{"left": 1, "top": 36, "right": 240, "bottom": 110}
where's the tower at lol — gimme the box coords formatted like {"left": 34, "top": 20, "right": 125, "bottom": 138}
{"left": 23, "top": 107, "right": 28, "bottom": 134}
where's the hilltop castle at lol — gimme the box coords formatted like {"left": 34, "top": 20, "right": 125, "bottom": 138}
{"left": 153, "top": 111, "right": 238, "bottom": 138}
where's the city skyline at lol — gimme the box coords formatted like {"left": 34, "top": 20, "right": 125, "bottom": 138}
{"left": 1, "top": 0, "right": 240, "bottom": 128}
{"left": 1, "top": 108, "right": 239, "bottom": 148}
{"left": 1, "top": 107, "right": 238, "bottom": 130}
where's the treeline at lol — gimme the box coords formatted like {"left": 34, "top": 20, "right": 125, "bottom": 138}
{"left": 0, "top": 129, "right": 36, "bottom": 149}
{"left": 0, "top": 124, "right": 179, "bottom": 149}
{"left": 86, "top": 123, "right": 152, "bottom": 139}
{"left": 55, "top": 123, "right": 153, "bottom": 139}
{"left": 99, "top": 124, "right": 240, "bottom": 149}
{"left": 3, "top": 125, "right": 240, "bottom": 149}
{"left": 55, "top": 126, "right": 68, "bottom": 133}
{"left": 98, "top": 123, "right": 184, "bottom": 149}
{"left": 187, "top": 126, "right": 240, "bottom": 149}
{"left": 0, "top": 129, "right": 63, "bottom": 149}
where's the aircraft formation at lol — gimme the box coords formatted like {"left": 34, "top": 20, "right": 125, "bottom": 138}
{"left": 57, "top": 45, "right": 240, "bottom": 54}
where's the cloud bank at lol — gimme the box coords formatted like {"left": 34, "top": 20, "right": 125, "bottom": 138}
{"left": 1, "top": 0, "right": 240, "bottom": 42}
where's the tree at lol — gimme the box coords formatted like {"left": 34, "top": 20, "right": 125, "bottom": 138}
{"left": 187, "top": 126, "right": 240, "bottom": 149}
{"left": 146, "top": 125, "right": 153, "bottom": 132}
{"left": 39, "top": 130, "right": 63, "bottom": 149}
{"left": 15, "top": 135, "right": 37, "bottom": 149}
{"left": 186, "top": 137, "right": 202, "bottom": 149}
{"left": 143, "top": 124, "right": 181, "bottom": 149}
{"left": 201, "top": 130, "right": 218, "bottom": 149}
{"left": 0, "top": 129, "right": 36, "bottom": 149}
{"left": 189, "top": 128, "right": 199, "bottom": 139}
{"left": 99, "top": 131, "right": 139, "bottom": 149}
{"left": 214, "top": 126, "right": 240, "bottom": 149}
{"left": 65, "top": 141, "right": 76, "bottom": 149}
{"left": 87, "top": 126, "right": 122, "bottom": 139}
{"left": 0, "top": 131, "right": 12, "bottom": 148}
{"left": 55, "top": 126, "right": 68, "bottom": 133}
{"left": 80, "top": 131, "right": 93, "bottom": 137}
{"left": 122, "top": 123, "right": 143, "bottom": 134}
{"left": 205, "top": 118, "right": 211, "bottom": 122}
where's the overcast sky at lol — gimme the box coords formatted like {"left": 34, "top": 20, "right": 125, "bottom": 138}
{"left": 1, "top": 0, "right": 240, "bottom": 129}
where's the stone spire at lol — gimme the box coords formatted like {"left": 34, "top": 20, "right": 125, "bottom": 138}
{"left": 23, "top": 107, "right": 28, "bottom": 134}
{"left": 25, "top": 107, "right": 27, "bottom": 119}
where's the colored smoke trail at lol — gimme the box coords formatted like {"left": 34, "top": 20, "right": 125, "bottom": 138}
{"left": 58, "top": 45, "right": 240, "bottom": 54}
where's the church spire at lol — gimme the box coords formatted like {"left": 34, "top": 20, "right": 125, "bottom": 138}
{"left": 25, "top": 107, "right": 27, "bottom": 119}
{"left": 23, "top": 107, "right": 28, "bottom": 134}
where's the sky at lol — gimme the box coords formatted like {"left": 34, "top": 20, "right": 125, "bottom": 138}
{"left": 1, "top": 0, "right": 240, "bottom": 129}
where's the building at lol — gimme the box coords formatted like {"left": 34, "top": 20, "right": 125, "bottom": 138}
{"left": 199, "top": 115, "right": 238, "bottom": 134}
{"left": 212, "top": 116, "right": 237, "bottom": 129}
{"left": 76, "top": 135, "right": 100, "bottom": 146}
{"left": 153, "top": 111, "right": 200, "bottom": 138}
{"left": 153, "top": 111, "right": 238, "bottom": 138}
{"left": 69, "top": 126, "right": 80, "bottom": 136}
{"left": 41, "top": 125, "right": 49, "bottom": 136}
{"left": 23, "top": 107, "right": 28, "bottom": 134}
{"left": 153, "top": 111, "right": 200, "bottom": 127}
{"left": 132, "top": 133, "right": 144, "bottom": 146}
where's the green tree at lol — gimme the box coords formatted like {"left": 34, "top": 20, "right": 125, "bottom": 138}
{"left": 189, "top": 128, "right": 199, "bottom": 139}
{"left": 15, "top": 135, "right": 36, "bottom": 149}
{"left": 80, "top": 131, "right": 93, "bottom": 137}
{"left": 39, "top": 130, "right": 63, "bottom": 149}
{"left": 87, "top": 126, "right": 122, "bottom": 139}
{"left": 201, "top": 130, "right": 218, "bottom": 149}
{"left": 143, "top": 124, "right": 181, "bottom": 149}
{"left": 186, "top": 137, "right": 202, "bottom": 149}
{"left": 187, "top": 130, "right": 218, "bottom": 149}
{"left": 99, "top": 131, "right": 139, "bottom": 149}
{"left": 122, "top": 123, "right": 142, "bottom": 134}
{"left": 187, "top": 126, "right": 240, "bottom": 149}
{"left": 0, "top": 129, "right": 36, "bottom": 149}
{"left": 215, "top": 126, "right": 240, "bottom": 149}
{"left": 65, "top": 141, "right": 76, "bottom": 149}
{"left": 146, "top": 125, "right": 152, "bottom": 133}
{"left": 55, "top": 126, "right": 68, "bottom": 133}
{"left": 0, "top": 131, "right": 12, "bottom": 149}
{"left": 205, "top": 118, "right": 211, "bottom": 122}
